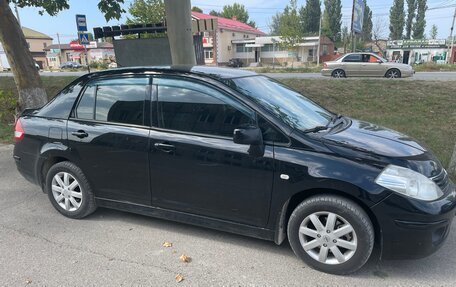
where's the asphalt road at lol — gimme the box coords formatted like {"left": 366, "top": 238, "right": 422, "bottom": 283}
{"left": 1, "top": 144, "right": 456, "bottom": 286}
{"left": 1, "top": 71, "right": 456, "bottom": 80}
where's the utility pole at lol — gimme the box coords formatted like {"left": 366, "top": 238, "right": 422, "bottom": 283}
{"left": 57, "top": 33, "right": 62, "bottom": 67}
{"left": 448, "top": 7, "right": 456, "bottom": 64}
{"left": 164, "top": 0, "right": 196, "bottom": 65}
{"left": 317, "top": 15, "right": 322, "bottom": 66}
{"left": 351, "top": 0, "right": 355, "bottom": 52}
{"left": 14, "top": 3, "right": 21, "bottom": 27}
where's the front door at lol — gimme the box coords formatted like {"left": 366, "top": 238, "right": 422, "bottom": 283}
{"left": 149, "top": 77, "right": 274, "bottom": 227}
{"left": 67, "top": 76, "right": 151, "bottom": 204}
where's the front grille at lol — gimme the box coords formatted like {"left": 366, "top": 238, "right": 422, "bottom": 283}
{"left": 431, "top": 168, "right": 450, "bottom": 191}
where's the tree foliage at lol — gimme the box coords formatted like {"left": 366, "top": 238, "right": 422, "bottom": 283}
{"left": 279, "top": 0, "right": 301, "bottom": 65}
{"left": 430, "top": 24, "right": 438, "bottom": 39}
{"left": 126, "top": 0, "right": 165, "bottom": 24}
{"left": 191, "top": 6, "right": 202, "bottom": 13}
{"left": 361, "top": 0, "right": 373, "bottom": 41}
{"left": 209, "top": 10, "right": 220, "bottom": 16}
{"left": 405, "top": 0, "right": 417, "bottom": 39}
{"left": 322, "top": 0, "right": 342, "bottom": 41}
{"left": 412, "top": 0, "right": 427, "bottom": 39}
{"left": 269, "top": 12, "right": 282, "bottom": 35}
{"left": 299, "top": 0, "right": 321, "bottom": 35}
{"left": 389, "top": 0, "right": 405, "bottom": 39}
{"left": 218, "top": 3, "right": 256, "bottom": 27}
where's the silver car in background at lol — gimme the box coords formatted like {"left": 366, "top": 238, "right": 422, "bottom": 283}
{"left": 321, "top": 53, "right": 415, "bottom": 78}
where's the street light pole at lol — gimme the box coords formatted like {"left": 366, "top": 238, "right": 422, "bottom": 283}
{"left": 164, "top": 0, "right": 196, "bottom": 65}
{"left": 448, "top": 7, "right": 456, "bottom": 64}
{"left": 317, "top": 14, "right": 322, "bottom": 66}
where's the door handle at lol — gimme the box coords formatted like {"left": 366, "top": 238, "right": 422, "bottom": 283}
{"left": 154, "top": 143, "right": 175, "bottom": 153}
{"left": 71, "top": 130, "right": 88, "bottom": 138}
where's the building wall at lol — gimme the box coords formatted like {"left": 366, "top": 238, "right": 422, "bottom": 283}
{"left": 27, "top": 38, "right": 53, "bottom": 69}
{"left": 216, "top": 29, "right": 262, "bottom": 64}
{"left": 385, "top": 48, "right": 449, "bottom": 64}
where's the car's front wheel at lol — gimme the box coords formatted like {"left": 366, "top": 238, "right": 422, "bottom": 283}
{"left": 385, "top": 69, "right": 401, "bottom": 78}
{"left": 287, "top": 195, "right": 374, "bottom": 275}
{"left": 46, "top": 161, "right": 97, "bottom": 219}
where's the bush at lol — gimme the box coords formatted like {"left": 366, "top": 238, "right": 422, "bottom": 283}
{"left": 0, "top": 90, "right": 17, "bottom": 124}
{"left": 89, "top": 61, "right": 109, "bottom": 70}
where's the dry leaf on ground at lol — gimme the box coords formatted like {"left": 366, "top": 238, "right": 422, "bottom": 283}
{"left": 162, "top": 241, "right": 173, "bottom": 248}
{"left": 179, "top": 254, "right": 191, "bottom": 263}
{"left": 175, "top": 274, "right": 184, "bottom": 283}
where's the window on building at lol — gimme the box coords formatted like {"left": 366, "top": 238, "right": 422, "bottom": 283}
{"left": 322, "top": 45, "right": 329, "bottom": 55}
{"left": 43, "top": 42, "right": 47, "bottom": 48}
{"left": 204, "top": 49, "right": 214, "bottom": 59}
{"left": 156, "top": 78, "right": 255, "bottom": 138}
{"left": 308, "top": 49, "right": 314, "bottom": 57}
{"left": 236, "top": 44, "right": 253, "bottom": 53}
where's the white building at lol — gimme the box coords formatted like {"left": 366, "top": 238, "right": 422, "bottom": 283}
{"left": 385, "top": 39, "right": 451, "bottom": 64}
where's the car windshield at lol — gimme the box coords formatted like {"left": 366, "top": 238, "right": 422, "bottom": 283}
{"left": 228, "top": 76, "right": 333, "bottom": 132}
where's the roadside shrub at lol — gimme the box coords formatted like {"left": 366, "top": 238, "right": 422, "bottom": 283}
{"left": 89, "top": 61, "right": 109, "bottom": 70}
{"left": 0, "top": 90, "right": 17, "bottom": 124}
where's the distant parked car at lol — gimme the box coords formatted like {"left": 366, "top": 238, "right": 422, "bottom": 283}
{"left": 34, "top": 62, "right": 40, "bottom": 70}
{"left": 60, "top": 61, "right": 82, "bottom": 69}
{"left": 227, "top": 58, "right": 243, "bottom": 68}
{"left": 321, "top": 53, "right": 414, "bottom": 78}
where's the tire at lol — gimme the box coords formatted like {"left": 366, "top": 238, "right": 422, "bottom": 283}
{"left": 287, "top": 195, "right": 374, "bottom": 275}
{"left": 385, "top": 69, "right": 401, "bottom": 78}
{"left": 331, "top": 69, "right": 346, "bottom": 78}
{"left": 46, "top": 161, "right": 97, "bottom": 219}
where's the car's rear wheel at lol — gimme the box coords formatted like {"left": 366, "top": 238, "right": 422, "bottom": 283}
{"left": 287, "top": 195, "right": 374, "bottom": 275}
{"left": 385, "top": 69, "right": 401, "bottom": 78}
{"left": 331, "top": 69, "right": 346, "bottom": 78}
{"left": 46, "top": 161, "right": 97, "bottom": 219}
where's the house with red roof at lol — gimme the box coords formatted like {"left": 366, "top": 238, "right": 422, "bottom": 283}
{"left": 191, "top": 11, "right": 265, "bottom": 65}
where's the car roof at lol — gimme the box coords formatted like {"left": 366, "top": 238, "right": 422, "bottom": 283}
{"left": 87, "top": 65, "right": 258, "bottom": 80}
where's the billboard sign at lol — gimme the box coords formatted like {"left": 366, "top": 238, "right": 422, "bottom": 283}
{"left": 76, "top": 14, "right": 87, "bottom": 31}
{"left": 387, "top": 39, "right": 447, "bottom": 49}
{"left": 352, "top": 0, "right": 365, "bottom": 34}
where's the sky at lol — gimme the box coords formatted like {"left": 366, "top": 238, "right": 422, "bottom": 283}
{"left": 13, "top": 0, "right": 456, "bottom": 44}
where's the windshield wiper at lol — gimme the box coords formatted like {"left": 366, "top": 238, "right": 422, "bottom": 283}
{"left": 302, "top": 125, "right": 330, "bottom": 134}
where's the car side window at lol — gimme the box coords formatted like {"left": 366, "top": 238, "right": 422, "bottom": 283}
{"left": 343, "top": 54, "right": 362, "bottom": 62}
{"left": 258, "top": 116, "right": 289, "bottom": 144}
{"left": 155, "top": 77, "right": 255, "bottom": 138}
{"left": 75, "top": 77, "right": 149, "bottom": 126}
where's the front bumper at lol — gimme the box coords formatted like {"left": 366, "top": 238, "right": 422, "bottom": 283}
{"left": 321, "top": 69, "right": 332, "bottom": 77}
{"left": 372, "top": 181, "right": 456, "bottom": 260}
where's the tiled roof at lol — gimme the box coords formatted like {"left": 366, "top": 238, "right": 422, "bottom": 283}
{"left": 22, "top": 27, "right": 53, "bottom": 40}
{"left": 191, "top": 12, "right": 265, "bottom": 35}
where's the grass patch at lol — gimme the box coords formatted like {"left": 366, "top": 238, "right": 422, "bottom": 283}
{"left": 0, "top": 76, "right": 455, "bottom": 176}
{"left": 244, "top": 65, "right": 322, "bottom": 74}
{"left": 413, "top": 63, "right": 456, "bottom": 72}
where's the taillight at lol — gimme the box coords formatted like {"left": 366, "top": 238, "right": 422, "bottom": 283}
{"left": 14, "top": 119, "right": 25, "bottom": 142}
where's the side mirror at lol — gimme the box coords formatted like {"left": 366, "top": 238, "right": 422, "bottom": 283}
{"left": 376, "top": 59, "right": 383, "bottom": 64}
{"left": 233, "top": 126, "right": 265, "bottom": 157}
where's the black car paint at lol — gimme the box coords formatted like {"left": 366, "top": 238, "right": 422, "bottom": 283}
{"left": 13, "top": 66, "right": 456, "bottom": 261}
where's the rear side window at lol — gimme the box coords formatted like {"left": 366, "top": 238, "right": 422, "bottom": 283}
{"left": 343, "top": 54, "right": 362, "bottom": 62}
{"left": 38, "top": 80, "right": 84, "bottom": 119}
{"left": 75, "top": 77, "right": 149, "bottom": 126}
{"left": 156, "top": 78, "right": 254, "bottom": 137}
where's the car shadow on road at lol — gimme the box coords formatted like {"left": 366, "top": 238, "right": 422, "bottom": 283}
{"left": 85, "top": 207, "right": 456, "bottom": 281}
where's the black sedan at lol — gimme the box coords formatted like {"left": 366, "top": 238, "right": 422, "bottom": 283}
{"left": 13, "top": 66, "right": 455, "bottom": 275}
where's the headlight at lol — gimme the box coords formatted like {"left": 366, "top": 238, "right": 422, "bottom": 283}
{"left": 375, "top": 165, "right": 443, "bottom": 201}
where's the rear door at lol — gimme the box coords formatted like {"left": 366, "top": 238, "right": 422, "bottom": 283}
{"left": 67, "top": 76, "right": 152, "bottom": 204}
{"left": 342, "top": 54, "right": 363, "bottom": 76}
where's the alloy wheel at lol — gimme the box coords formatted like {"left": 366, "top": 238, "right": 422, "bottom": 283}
{"left": 51, "top": 172, "right": 83, "bottom": 212}
{"left": 332, "top": 70, "right": 345, "bottom": 78}
{"left": 298, "top": 211, "right": 357, "bottom": 265}
{"left": 387, "top": 70, "right": 399, "bottom": 78}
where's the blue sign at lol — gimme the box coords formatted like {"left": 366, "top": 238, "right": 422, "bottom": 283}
{"left": 76, "top": 14, "right": 87, "bottom": 32}
{"left": 352, "top": 0, "right": 365, "bottom": 34}
{"left": 78, "top": 33, "right": 90, "bottom": 45}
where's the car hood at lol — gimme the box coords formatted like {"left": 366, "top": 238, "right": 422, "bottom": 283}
{"left": 321, "top": 119, "right": 426, "bottom": 158}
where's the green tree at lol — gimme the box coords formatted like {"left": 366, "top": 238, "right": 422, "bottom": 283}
{"left": 279, "top": 0, "right": 301, "bottom": 67}
{"left": 389, "top": 0, "right": 405, "bottom": 39}
{"left": 209, "top": 10, "right": 220, "bottom": 16}
{"left": 430, "top": 24, "right": 438, "bottom": 39}
{"left": 219, "top": 3, "right": 256, "bottom": 27}
{"left": 0, "top": 0, "right": 125, "bottom": 112}
{"left": 126, "top": 0, "right": 164, "bottom": 24}
{"left": 299, "top": 0, "right": 321, "bottom": 35}
{"left": 322, "top": 0, "right": 342, "bottom": 41}
{"left": 269, "top": 12, "right": 282, "bottom": 35}
{"left": 361, "top": 0, "right": 373, "bottom": 42}
{"left": 191, "top": 6, "right": 202, "bottom": 13}
{"left": 405, "top": 0, "right": 417, "bottom": 39}
{"left": 412, "top": 0, "right": 427, "bottom": 39}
